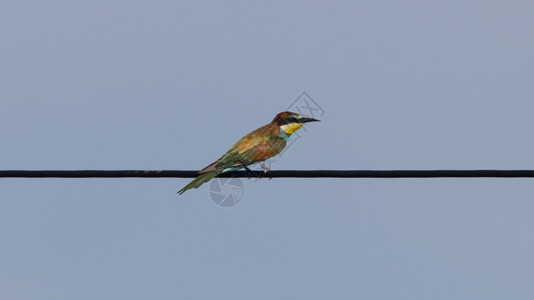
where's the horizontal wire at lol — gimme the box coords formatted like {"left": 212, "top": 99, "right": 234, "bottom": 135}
{"left": 1, "top": 170, "right": 534, "bottom": 178}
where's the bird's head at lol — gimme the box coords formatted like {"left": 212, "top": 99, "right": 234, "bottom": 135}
{"left": 272, "top": 111, "right": 320, "bottom": 139}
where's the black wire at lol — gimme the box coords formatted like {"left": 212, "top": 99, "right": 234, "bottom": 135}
{"left": 1, "top": 170, "right": 534, "bottom": 178}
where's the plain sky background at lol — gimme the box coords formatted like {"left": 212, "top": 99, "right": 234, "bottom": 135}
{"left": 1, "top": 0, "right": 534, "bottom": 299}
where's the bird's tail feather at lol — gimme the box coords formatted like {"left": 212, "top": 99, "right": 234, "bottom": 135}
{"left": 177, "top": 171, "right": 218, "bottom": 195}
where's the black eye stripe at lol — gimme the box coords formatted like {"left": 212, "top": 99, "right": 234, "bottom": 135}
{"left": 277, "top": 116, "right": 299, "bottom": 126}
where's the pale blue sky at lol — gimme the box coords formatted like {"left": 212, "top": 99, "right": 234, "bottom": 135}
{"left": 1, "top": 1, "right": 534, "bottom": 299}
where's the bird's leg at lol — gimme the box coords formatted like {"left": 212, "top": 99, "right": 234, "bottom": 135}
{"left": 260, "top": 161, "right": 272, "bottom": 180}
{"left": 261, "top": 161, "right": 272, "bottom": 172}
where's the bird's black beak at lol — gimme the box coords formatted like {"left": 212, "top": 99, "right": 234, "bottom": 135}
{"left": 299, "top": 117, "right": 321, "bottom": 123}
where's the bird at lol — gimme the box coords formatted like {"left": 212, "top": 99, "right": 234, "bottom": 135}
{"left": 178, "top": 111, "right": 320, "bottom": 195}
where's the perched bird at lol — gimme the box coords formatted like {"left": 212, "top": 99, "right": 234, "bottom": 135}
{"left": 178, "top": 111, "right": 320, "bottom": 194}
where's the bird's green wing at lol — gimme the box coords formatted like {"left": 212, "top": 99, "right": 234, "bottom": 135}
{"left": 200, "top": 133, "right": 286, "bottom": 173}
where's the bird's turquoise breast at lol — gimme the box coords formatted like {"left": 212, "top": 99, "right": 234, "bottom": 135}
{"left": 279, "top": 130, "right": 291, "bottom": 141}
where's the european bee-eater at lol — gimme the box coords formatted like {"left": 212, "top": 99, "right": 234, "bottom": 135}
{"left": 178, "top": 111, "right": 320, "bottom": 195}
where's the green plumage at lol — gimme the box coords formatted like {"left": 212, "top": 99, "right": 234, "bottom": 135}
{"left": 177, "top": 171, "right": 218, "bottom": 195}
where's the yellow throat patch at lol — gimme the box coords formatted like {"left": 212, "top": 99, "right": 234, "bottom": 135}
{"left": 280, "top": 122, "right": 303, "bottom": 135}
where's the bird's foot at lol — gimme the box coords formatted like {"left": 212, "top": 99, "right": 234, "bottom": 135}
{"left": 260, "top": 162, "right": 272, "bottom": 179}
